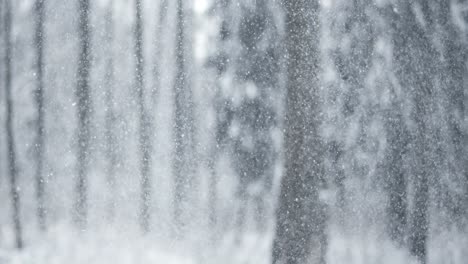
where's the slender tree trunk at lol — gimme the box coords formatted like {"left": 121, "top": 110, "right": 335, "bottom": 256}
{"left": 134, "top": 0, "right": 151, "bottom": 233}
{"left": 4, "top": 0, "right": 23, "bottom": 249}
{"left": 408, "top": 10, "right": 433, "bottom": 264}
{"left": 151, "top": 0, "right": 167, "bottom": 102}
{"left": 409, "top": 162, "right": 429, "bottom": 264}
{"left": 328, "top": 141, "right": 345, "bottom": 226}
{"left": 438, "top": 1, "right": 468, "bottom": 219}
{"left": 392, "top": 2, "right": 434, "bottom": 262}
{"left": 207, "top": 149, "right": 217, "bottom": 231}
{"left": 104, "top": 0, "right": 117, "bottom": 222}
{"left": 383, "top": 10, "right": 409, "bottom": 240}
{"left": 0, "top": 0, "right": 2, "bottom": 192}
{"left": 272, "top": 0, "right": 326, "bottom": 263}
{"left": 34, "top": 0, "right": 46, "bottom": 231}
{"left": 173, "top": 0, "right": 188, "bottom": 231}
{"left": 0, "top": 0, "right": 3, "bottom": 87}
{"left": 0, "top": 0, "right": 3, "bottom": 138}
{"left": 385, "top": 106, "right": 407, "bottom": 245}
{"left": 74, "top": 0, "right": 91, "bottom": 228}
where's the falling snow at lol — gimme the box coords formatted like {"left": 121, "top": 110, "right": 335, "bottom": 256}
{"left": 0, "top": 0, "right": 467, "bottom": 264}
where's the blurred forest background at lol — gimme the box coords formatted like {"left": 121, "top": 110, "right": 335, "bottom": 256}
{"left": 0, "top": 0, "right": 467, "bottom": 263}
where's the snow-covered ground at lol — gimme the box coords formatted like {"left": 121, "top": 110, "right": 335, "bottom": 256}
{"left": 1, "top": 224, "right": 467, "bottom": 264}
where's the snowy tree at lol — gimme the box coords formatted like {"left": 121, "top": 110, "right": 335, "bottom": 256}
{"left": 173, "top": 0, "right": 195, "bottom": 232}
{"left": 133, "top": 0, "right": 152, "bottom": 233}
{"left": 431, "top": 0, "right": 468, "bottom": 226}
{"left": 392, "top": 2, "right": 434, "bottom": 262}
{"left": 151, "top": 0, "right": 167, "bottom": 103}
{"left": 4, "top": 0, "right": 23, "bottom": 249}
{"left": 33, "top": 0, "right": 46, "bottom": 231}
{"left": 103, "top": 0, "right": 117, "bottom": 222}
{"left": 207, "top": 0, "right": 281, "bottom": 237}
{"left": 74, "top": 0, "right": 92, "bottom": 228}
{"left": 0, "top": 0, "right": 467, "bottom": 263}
{"left": 272, "top": 0, "right": 326, "bottom": 263}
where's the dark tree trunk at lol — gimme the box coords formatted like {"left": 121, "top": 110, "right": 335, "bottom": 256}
{"left": 328, "top": 141, "right": 345, "bottom": 225}
{"left": 0, "top": 0, "right": 3, "bottom": 83}
{"left": 407, "top": 5, "right": 433, "bottom": 263}
{"left": 74, "top": 0, "right": 91, "bottom": 228}
{"left": 151, "top": 0, "right": 167, "bottom": 102}
{"left": 173, "top": 0, "right": 190, "bottom": 231}
{"left": 385, "top": 107, "right": 408, "bottom": 245}
{"left": 272, "top": 0, "right": 326, "bottom": 263}
{"left": 104, "top": 0, "right": 117, "bottom": 222}
{"left": 4, "top": 0, "right": 23, "bottom": 249}
{"left": 392, "top": 1, "right": 435, "bottom": 262}
{"left": 409, "top": 166, "right": 429, "bottom": 264}
{"left": 437, "top": 1, "right": 468, "bottom": 220}
{"left": 34, "top": 0, "right": 46, "bottom": 231}
{"left": 384, "top": 8, "right": 408, "bottom": 240}
{"left": 134, "top": 0, "right": 152, "bottom": 233}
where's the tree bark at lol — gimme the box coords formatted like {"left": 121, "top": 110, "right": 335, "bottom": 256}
{"left": 272, "top": 0, "right": 326, "bottom": 263}
{"left": 392, "top": 2, "right": 435, "bottom": 262}
{"left": 151, "top": 0, "right": 167, "bottom": 103}
{"left": 34, "top": 0, "right": 46, "bottom": 231}
{"left": 383, "top": 8, "right": 408, "bottom": 240}
{"left": 134, "top": 0, "right": 152, "bottom": 233}
{"left": 437, "top": 0, "right": 468, "bottom": 220}
{"left": 4, "top": 0, "right": 23, "bottom": 249}
{"left": 74, "top": 0, "right": 91, "bottom": 228}
{"left": 173, "top": 0, "right": 192, "bottom": 232}
{"left": 384, "top": 96, "right": 408, "bottom": 245}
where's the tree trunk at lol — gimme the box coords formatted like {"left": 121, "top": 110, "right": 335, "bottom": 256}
{"left": 438, "top": 1, "right": 468, "bottom": 220}
{"left": 392, "top": 2, "right": 434, "bottom": 262}
{"left": 151, "top": 0, "right": 167, "bottom": 102}
{"left": 328, "top": 141, "right": 345, "bottom": 226}
{"left": 385, "top": 107, "right": 407, "bottom": 245}
{"left": 407, "top": 9, "right": 432, "bottom": 264}
{"left": 34, "top": 0, "right": 46, "bottom": 231}
{"left": 0, "top": 0, "right": 3, "bottom": 187}
{"left": 134, "top": 0, "right": 152, "bottom": 233}
{"left": 104, "top": 0, "right": 117, "bottom": 222}
{"left": 74, "top": 0, "right": 91, "bottom": 228}
{"left": 4, "top": 0, "right": 23, "bottom": 249}
{"left": 383, "top": 8, "right": 409, "bottom": 240}
{"left": 272, "top": 0, "right": 326, "bottom": 263}
{"left": 173, "top": 0, "right": 191, "bottom": 232}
